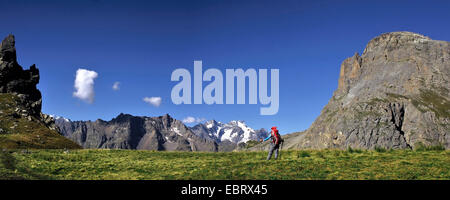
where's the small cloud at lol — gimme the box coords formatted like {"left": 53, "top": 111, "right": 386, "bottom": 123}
{"left": 73, "top": 68, "right": 98, "bottom": 103}
{"left": 182, "top": 117, "right": 196, "bottom": 123}
{"left": 143, "top": 97, "right": 162, "bottom": 107}
{"left": 197, "top": 117, "right": 206, "bottom": 122}
{"left": 182, "top": 116, "right": 206, "bottom": 124}
{"left": 112, "top": 82, "right": 120, "bottom": 91}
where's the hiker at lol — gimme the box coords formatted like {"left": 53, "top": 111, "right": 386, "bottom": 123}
{"left": 263, "top": 126, "right": 282, "bottom": 160}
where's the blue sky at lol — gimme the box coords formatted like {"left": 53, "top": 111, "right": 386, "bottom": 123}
{"left": 1, "top": 0, "right": 450, "bottom": 134}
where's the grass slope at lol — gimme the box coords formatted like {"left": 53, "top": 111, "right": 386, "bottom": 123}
{"left": 0, "top": 94, "right": 80, "bottom": 149}
{"left": 1, "top": 149, "right": 449, "bottom": 180}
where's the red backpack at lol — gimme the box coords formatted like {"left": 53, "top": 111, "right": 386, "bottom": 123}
{"left": 271, "top": 130, "right": 282, "bottom": 145}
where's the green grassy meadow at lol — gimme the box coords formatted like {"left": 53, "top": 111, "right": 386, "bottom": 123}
{"left": 0, "top": 149, "right": 449, "bottom": 180}
{"left": 0, "top": 94, "right": 80, "bottom": 149}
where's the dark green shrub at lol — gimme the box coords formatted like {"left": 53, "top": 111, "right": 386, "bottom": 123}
{"left": 298, "top": 151, "right": 310, "bottom": 158}
{"left": 415, "top": 142, "right": 445, "bottom": 151}
{"left": 374, "top": 146, "right": 387, "bottom": 153}
{"left": 347, "top": 147, "right": 362, "bottom": 153}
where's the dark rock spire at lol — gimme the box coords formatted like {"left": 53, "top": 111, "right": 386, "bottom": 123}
{"left": 0, "top": 34, "right": 42, "bottom": 116}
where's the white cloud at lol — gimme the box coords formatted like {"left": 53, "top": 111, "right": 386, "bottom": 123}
{"left": 143, "top": 97, "right": 162, "bottom": 107}
{"left": 182, "top": 116, "right": 196, "bottom": 123}
{"left": 182, "top": 116, "right": 206, "bottom": 124}
{"left": 73, "top": 68, "right": 98, "bottom": 103}
{"left": 197, "top": 117, "right": 206, "bottom": 122}
{"left": 112, "top": 81, "right": 120, "bottom": 91}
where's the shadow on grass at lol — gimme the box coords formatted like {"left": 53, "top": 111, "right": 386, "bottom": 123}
{"left": 0, "top": 150, "right": 52, "bottom": 180}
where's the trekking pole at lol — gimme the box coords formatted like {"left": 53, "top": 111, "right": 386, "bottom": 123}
{"left": 279, "top": 140, "right": 283, "bottom": 159}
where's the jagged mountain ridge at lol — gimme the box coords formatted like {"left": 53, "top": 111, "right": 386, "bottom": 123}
{"left": 190, "top": 120, "right": 268, "bottom": 144}
{"left": 56, "top": 115, "right": 268, "bottom": 151}
{"left": 282, "top": 31, "right": 450, "bottom": 150}
{"left": 56, "top": 113, "right": 218, "bottom": 151}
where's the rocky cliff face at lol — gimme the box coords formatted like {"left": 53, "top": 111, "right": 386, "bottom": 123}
{"left": 0, "top": 35, "right": 80, "bottom": 149}
{"left": 286, "top": 32, "right": 449, "bottom": 150}
{"left": 56, "top": 113, "right": 218, "bottom": 151}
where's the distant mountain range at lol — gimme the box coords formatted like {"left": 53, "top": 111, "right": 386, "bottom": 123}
{"left": 55, "top": 114, "right": 268, "bottom": 151}
{"left": 190, "top": 120, "right": 268, "bottom": 144}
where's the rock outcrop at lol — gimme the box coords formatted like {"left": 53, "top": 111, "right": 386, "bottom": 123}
{"left": 0, "top": 34, "right": 80, "bottom": 149}
{"left": 56, "top": 113, "right": 219, "bottom": 151}
{"left": 0, "top": 35, "right": 42, "bottom": 117}
{"left": 285, "top": 32, "right": 449, "bottom": 149}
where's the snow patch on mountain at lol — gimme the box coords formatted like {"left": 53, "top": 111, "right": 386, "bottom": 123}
{"left": 190, "top": 120, "right": 268, "bottom": 144}
{"left": 51, "top": 115, "right": 71, "bottom": 122}
{"left": 171, "top": 127, "right": 182, "bottom": 136}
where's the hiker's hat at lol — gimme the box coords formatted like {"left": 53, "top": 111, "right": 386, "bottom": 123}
{"left": 271, "top": 126, "right": 277, "bottom": 130}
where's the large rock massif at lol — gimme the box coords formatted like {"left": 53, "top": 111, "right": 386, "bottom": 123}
{"left": 284, "top": 32, "right": 449, "bottom": 150}
{"left": 0, "top": 35, "right": 80, "bottom": 149}
{"left": 56, "top": 113, "right": 218, "bottom": 151}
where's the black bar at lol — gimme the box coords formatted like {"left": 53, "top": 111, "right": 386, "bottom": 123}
{"left": 1, "top": 180, "right": 447, "bottom": 199}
